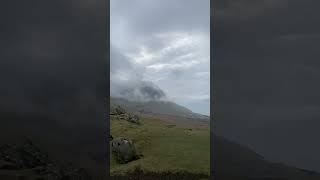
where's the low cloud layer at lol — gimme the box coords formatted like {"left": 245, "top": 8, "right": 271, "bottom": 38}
{"left": 110, "top": 46, "right": 166, "bottom": 101}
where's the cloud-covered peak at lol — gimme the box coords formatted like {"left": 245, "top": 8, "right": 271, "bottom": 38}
{"left": 111, "top": 0, "right": 210, "bottom": 115}
{"left": 111, "top": 45, "right": 166, "bottom": 102}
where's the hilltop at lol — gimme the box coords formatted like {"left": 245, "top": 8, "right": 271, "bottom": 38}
{"left": 110, "top": 97, "right": 209, "bottom": 120}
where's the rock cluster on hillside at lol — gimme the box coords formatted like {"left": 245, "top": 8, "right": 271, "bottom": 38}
{"left": 109, "top": 106, "right": 142, "bottom": 164}
{"left": 110, "top": 105, "right": 140, "bottom": 124}
{"left": 110, "top": 105, "right": 126, "bottom": 115}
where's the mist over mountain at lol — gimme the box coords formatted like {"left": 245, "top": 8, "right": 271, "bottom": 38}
{"left": 110, "top": 0, "right": 210, "bottom": 115}
{"left": 110, "top": 97, "right": 209, "bottom": 120}
{"left": 110, "top": 46, "right": 208, "bottom": 119}
{"left": 111, "top": 45, "right": 167, "bottom": 102}
{"left": 111, "top": 80, "right": 167, "bottom": 102}
{"left": 110, "top": 44, "right": 210, "bottom": 118}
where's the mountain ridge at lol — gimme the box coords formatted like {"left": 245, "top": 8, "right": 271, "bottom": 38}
{"left": 110, "top": 97, "right": 209, "bottom": 120}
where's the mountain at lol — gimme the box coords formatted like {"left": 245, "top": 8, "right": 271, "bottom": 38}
{"left": 110, "top": 97, "right": 209, "bottom": 120}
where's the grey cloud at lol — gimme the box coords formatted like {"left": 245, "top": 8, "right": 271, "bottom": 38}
{"left": 110, "top": 45, "right": 166, "bottom": 101}
{"left": 111, "top": 0, "right": 210, "bottom": 36}
{"left": 114, "top": 81, "right": 166, "bottom": 102}
{"left": 111, "top": 0, "right": 210, "bottom": 114}
{"left": 110, "top": 45, "right": 143, "bottom": 81}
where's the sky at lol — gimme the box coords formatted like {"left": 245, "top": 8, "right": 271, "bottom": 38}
{"left": 110, "top": 0, "right": 210, "bottom": 115}
{"left": 213, "top": 0, "right": 320, "bottom": 171}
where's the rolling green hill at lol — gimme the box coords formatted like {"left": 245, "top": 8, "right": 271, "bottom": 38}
{"left": 110, "top": 113, "right": 210, "bottom": 177}
{"left": 109, "top": 100, "right": 320, "bottom": 179}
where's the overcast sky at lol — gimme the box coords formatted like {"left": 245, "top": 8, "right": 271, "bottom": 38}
{"left": 110, "top": 0, "right": 210, "bottom": 115}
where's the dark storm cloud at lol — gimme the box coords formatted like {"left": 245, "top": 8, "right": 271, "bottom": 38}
{"left": 214, "top": 0, "right": 320, "bottom": 171}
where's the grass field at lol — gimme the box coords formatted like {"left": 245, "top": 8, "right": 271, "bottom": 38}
{"left": 110, "top": 114, "right": 210, "bottom": 177}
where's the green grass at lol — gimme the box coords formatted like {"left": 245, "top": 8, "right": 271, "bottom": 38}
{"left": 110, "top": 115, "right": 210, "bottom": 176}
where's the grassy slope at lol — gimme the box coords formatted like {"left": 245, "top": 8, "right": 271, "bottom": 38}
{"left": 110, "top": 114, "right": 210, "bottom": 176}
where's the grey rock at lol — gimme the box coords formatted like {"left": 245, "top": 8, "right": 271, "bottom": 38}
{"left": 111, "top": 137, "right": 139, "bottom": 163}
{"left": 110, "top": 105, "right": 140, "bottom": 124}
{"left": 125, "top": 113, "right": 140, "bottom": 124}
{"left": 110, "top": 105, "right": 126, "bottom": 115}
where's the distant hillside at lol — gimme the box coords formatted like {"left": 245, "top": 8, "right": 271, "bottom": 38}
{"left": 110, "top": 97, "right": 209, "bottom": 120}
{"left": 110, "top": 112, "right": 210, "bottom": 177}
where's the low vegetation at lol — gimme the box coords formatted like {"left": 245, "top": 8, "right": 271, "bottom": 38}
{"left": 110, "top": 107, "right": 210, "bottom": 178}
{"left": 110, "top": 166, "right": 209, "bottom": 180}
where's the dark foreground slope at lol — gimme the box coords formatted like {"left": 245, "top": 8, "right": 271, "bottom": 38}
{"left": 110, "top": 103, "right": 320, "bottom": 180}
{"left": 213, "top": 134, "right": 320, "bottom": 180}
{"left": 0, "top": 111, "right": 107, "bottom": 179}
{"left": 110, "top": 113, "right": 210, "bottom": 176}
{"left": 0, "top": 139, "right": 93, "bottom": 180}
{"left": 110, "top": 167, "right": 209, "bottom": 180}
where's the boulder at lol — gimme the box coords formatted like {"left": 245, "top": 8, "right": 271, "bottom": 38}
{"left": 125, "top": 113, "right": 140, "bottom": 124}
{"left": 110, "top": 137, "right": 139, "bottom": 163}
{"left": 109, "top": 135, "right": 114, "bottom": 141}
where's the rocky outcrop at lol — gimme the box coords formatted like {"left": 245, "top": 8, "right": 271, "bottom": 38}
{"left": 123, "top": 113, "right": 140, "bottom": 124}
{"left": 110, "top": 137, "right": 139, "bottom": 164}
{"left": 110, "top": 106, "right": 140, "bottom": 124}
{"left": 110, "top": 105, "right": 126, "bottom": 115}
